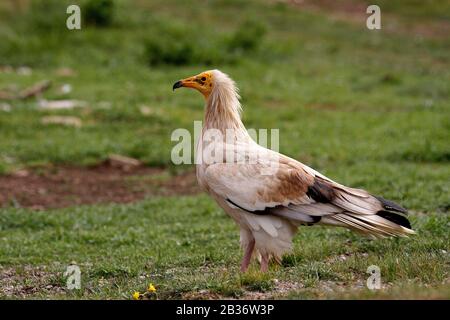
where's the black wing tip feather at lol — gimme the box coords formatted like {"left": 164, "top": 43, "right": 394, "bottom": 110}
{"left": 374, "top": 195, "right": 408, "bottom": 214}
{"left": 306, "top": 178, "right": 335, "bottom": 203}
{"left": 374, "top": 196, "right": 412, "bottom": 229}
{"left": 377, "top": 210, "right": 412, "bottom": 229}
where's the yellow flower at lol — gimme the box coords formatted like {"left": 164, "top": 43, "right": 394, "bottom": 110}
{"left": 132, "top": 291, "right": 141, "bottom": 300}
{"left": 148, "top": 283, "right": 156, "bottom": 293}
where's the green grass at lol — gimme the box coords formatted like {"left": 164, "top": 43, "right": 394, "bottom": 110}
{"left": 0, "top": 195, "right": 448, "bottom": 299}
{"left": 0, "top": 0, "right": 449, "bottom": 299}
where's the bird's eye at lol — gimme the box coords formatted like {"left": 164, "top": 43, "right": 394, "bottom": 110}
{"left": 201, "top": 77, "right": 206, "bottom": 81}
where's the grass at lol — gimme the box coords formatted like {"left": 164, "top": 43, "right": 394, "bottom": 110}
{"left": 0, "top": 0, "right": 449, "bottom": 299}
{"left": 0, "top": 195, "right": 448, "bottom": 299}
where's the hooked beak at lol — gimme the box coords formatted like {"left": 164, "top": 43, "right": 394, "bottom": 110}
{"left": 172, "top": 76, "right": 199, "bottom": 92}
{"left": 172, "top": 74, "right": 210, "bottom": 99}
{"left": 172, "top": 80, "right": 183, "bottom": 91}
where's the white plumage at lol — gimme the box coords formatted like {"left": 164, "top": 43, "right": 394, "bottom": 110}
{"left": 173, "top": 69, "right": 414, "bottom": 272}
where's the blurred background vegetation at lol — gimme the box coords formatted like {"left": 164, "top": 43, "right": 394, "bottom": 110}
{"left": 0, "top": 0, "right": 448, "bottom": 210}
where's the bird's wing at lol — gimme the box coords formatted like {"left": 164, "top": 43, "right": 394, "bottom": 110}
{"left": 204, "top": 151, "right": 412, "bottom": 236}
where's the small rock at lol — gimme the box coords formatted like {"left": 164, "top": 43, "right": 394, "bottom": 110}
{"left": 17, "top": 66, "right": 32, "bottom": 76}
{"left": 39, "top": 100, "right": 86, "bottom": 110}
{"left": 108, "top": 154, "right": 142, "bottom": 169}
{"left": 60, "top": 84, "right": 72, "bottom": 94}
{"left": 55, "top": 67, "right": 76, "bottom": 77}
{"left": 140, "top": 105, "right": 153, "bottom": 116}
{"left": 12, "top": 169, "right": 29, "bottom": 177}
{"left": 19, "top": 80, "right": 51, "bottom": 99}
{"left": 98, "top": 277, "right": 108, "bottom": 287}
{"left": 0, "top": 103, "right": 11, "bottom": 112}
{"left": 41, "top": 116, "right": 82, "bottom": 127}
{"left": 339, "top": 254, "right": 347, "bottom": 261}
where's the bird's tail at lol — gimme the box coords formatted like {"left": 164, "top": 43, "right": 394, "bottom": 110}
{"left": 323, "top": 209, "right": 415, "bottom": 239}
{"left": 315, "top": 183, "right": 415, "bottom": 238}
{"left": 271, "top": 174, "right": 416, "bottom": 239}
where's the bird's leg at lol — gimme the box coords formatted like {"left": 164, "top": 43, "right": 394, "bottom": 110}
{"left": 240, "top": 238, "right": 255, "bottom": 272}
{"left": 260, "top": 254, "right": 269, "bottom": 272}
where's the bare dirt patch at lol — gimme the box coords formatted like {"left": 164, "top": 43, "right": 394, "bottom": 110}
{"left": 0, "top": 266, "right": 64, "bottom": 298}
{"left": 0, "top": 162, "right": 200, "bottom": 210}
{"left": 181, "top": 279, "right": 304, "bottom": 300}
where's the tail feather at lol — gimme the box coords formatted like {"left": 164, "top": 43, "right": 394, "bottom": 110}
{"left": 329, "top": 186, "right": 414, "bottom": 238}
{"left": 330, "top": 211, "right": 415, "bottom": 238}
{"left": 334, "top": 213, "right": 394, "bottom": 238}
{"left": 271, "top": 174, "right": 415, "bottom": 238}
{"left": 377, "top": 210, "right": 411, "bottom": 229}
{"left": 374, "top": 196, "right": 408, "bottom": 214}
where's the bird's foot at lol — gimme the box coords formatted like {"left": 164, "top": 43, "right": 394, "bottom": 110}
{"left": 240, "top": 238, "right": 255, "bottom": 272}
{"left": 240, "top": 261, "right": 250, "bottom": 273}
{"left": 260, "top": 254, "right": 269, "bottom": 272}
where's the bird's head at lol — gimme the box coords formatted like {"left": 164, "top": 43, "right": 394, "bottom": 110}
{"left": 172, "top": 70, "right": 214, "bottom": 98}
{"left": 173, "top": 69, "right": 244, "bottom": 131}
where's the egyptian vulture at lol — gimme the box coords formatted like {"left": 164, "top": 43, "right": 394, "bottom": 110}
{"left": 173, "top": 69, "right": 414, "bottom": 272}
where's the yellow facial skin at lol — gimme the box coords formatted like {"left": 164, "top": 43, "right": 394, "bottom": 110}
{"left": 172, "top": 71, "right": 213, "bottom": 98}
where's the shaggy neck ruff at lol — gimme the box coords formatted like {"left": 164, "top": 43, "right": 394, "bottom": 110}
{"left": 203, "top": 70, "right": 247, "bottom": 136}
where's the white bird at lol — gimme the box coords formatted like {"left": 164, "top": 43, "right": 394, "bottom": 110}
{"left": 173, "top": 69, "right": 414, "bottom": 272}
